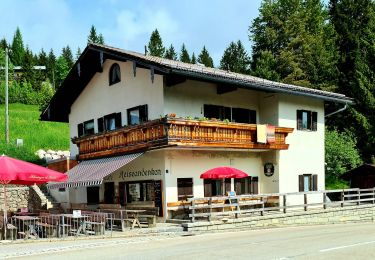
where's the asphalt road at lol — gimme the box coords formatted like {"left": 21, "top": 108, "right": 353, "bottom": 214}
{"left": 2, "top": 222, "right": 375, "bottom": 259}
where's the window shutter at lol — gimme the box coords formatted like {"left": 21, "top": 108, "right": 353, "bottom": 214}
{"left": 115, "top": 113, "right": 122, "bottom": 128}
{"left": 297, "top": 110, "right": 302, "bottom": 130}
{"left": 225, "top": 178, "right": 231, "bottom": 194}
{"left": 312, "top": 112, "right": 318, "bottom": 131}
{"left": 250, "top": 110, "right": 257, "bottom": 124}
{"left": 204, "top": 180, "right": 212, "bottom": 197}
{"left": 97, "top": 117, "right": 104, "bottom": 133}
{"left": 252, "top": 177, "right": 259, "bottom": 194}
{"left": 141, "top": 105, "right": 148, "bottom": 123}
{"left": 78, "top": 123, "right": 83, "bottom": 137}
{"left": 298, "top": 175, "right": 304, "bottom": 192}
{"left": 312, "top": 174, "right": 318, "bottom": 191}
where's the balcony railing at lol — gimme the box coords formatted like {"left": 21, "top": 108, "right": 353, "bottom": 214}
{"left": 73, "top": 118, "right": 294, "bottom": 160}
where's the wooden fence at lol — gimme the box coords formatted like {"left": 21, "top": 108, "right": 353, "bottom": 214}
{"left": 187, "top": 188, "right": 375, "bottom": 222}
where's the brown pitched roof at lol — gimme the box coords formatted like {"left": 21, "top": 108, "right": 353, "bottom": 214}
{"left": 40, "top": 43, "right": 354, "bottom": 122}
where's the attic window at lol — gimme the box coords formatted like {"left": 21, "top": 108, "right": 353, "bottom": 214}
{"left": 109, "top": 63, "right": 121, "bottom": 85}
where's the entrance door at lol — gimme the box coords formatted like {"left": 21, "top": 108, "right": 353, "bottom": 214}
{"left": 87, "top": 186, "right": 100, "bottom": 204}
{"left": 118, "top": 182, "right": 126, "bottom": 206}
{"left": 104, "top": 182, "right": 115, "bottom": 204}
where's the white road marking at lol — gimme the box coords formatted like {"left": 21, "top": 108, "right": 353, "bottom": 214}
{"left": 320, "top": 240, "right": 375, "bottom": 253}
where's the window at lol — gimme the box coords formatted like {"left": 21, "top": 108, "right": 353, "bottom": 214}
{"left": 104, "top": 182, "right": 115, "bottom": 204}
{"left": 177, "top": 178, "right": 193, "bottom": 201}
{"left": 204, "top": 104, "right": 256, "bottom": 123}
{"left": 232, "top": 108, "right": 256, "bottom": 124}
{"left": 125, "top": 181, "right": 155, "bottom": 203}
{"left": 98, "top": 113, "right": 122, "bottom": 132}
{"left": 299, "top": 174, "right": 318, "bottom": 192}
{"left": 234, "top": 177, "right": 259, "bottom": 195}
{"left": 127, "top": 105, "right": 148, "bottom": 125}
{"left": 204, "top": 104, "right": 231, "bottom": 121}
{"left": 204, "top": 179, "right": 231, "bottom": 197}
{"left": 77, "top": 119, "right": 95, "bottom": 137}
{"left": 86, "top": 186, "right": 100, "bottom": 204}
{"left": 109, "top": 63, "right": 121, "bottom": 85}
{"left": 297, "top": 110, "right": 317, "bottom": 131}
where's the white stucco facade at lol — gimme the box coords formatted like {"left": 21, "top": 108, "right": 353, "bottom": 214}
{"left": 58, "top": 57, "right": 329, "bottom": 219}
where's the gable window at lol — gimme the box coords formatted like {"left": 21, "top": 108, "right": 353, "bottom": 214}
{"left": 297, "top": 110, "right": 317, "bottom": 131}
{"left": 204, "top": 104, "right": 256, "bottom": 123}
{"left": 177, "top": 178, "right": 193, "bottom": 201}
{"left": 299, "top": 174, "right": 318, "bottom": 192}
{"left": 109, "top": 63, "right": 121, "bottom": 85}
{"left": 98, "top": 113, "right": 122, "bottom": 133}
{"left": 77, "top": 119, "right": 94, "bottom": 137}
{"left": 127, "top": 105, "right": 148, "bottom": 125}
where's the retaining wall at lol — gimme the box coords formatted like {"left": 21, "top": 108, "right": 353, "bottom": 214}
{"left": 182, "top": 204, "right": 375, "bottom": 232}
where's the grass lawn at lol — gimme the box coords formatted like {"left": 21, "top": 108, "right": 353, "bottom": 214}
{"left": 0, "top": 103, "right": 69, "bottom": 163}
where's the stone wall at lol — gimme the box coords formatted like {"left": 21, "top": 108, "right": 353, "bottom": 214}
{"left": 0, "top": 186, "right": 29, "bottom": 212}
{"left": 0, "top": 186, "right": 48, "bottom": 212}
{"left": 182, "top": 204, "right": 375, "bottom": 232}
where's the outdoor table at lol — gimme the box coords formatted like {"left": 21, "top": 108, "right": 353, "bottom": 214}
{"left": 13, "top": 215, "right": 39, "bottom": 239}
{"left": 123, "top": 209, "right": 146, "bottom": 229}
{"left": 59, "top": 214, "right": 88, "bottom": 236}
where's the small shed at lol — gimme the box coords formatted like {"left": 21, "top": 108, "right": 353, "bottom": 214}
{"left": 342, "top": 164, "right": 375, "bottom": 188}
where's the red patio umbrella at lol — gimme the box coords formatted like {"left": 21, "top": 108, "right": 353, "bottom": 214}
{"left": 0, "top": 155, "right": 67, "bottom": 239}
{"left": 200, "top": 166, "right": 249, "bottom": 179}
{"left": 200, "top": 167, "right": 249, "bottom": 196}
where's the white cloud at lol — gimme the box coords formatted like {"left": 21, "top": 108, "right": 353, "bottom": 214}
{"left": 107, "top": 6, "right": 181, "bottom": 52}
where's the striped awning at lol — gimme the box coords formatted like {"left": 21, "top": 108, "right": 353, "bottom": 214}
{"left": 47, "top": 153, "right": 143, "bottom": 189}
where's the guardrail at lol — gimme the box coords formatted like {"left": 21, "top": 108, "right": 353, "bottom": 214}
{"left": 188, "top": 188, "right": 375, "bottom": 222}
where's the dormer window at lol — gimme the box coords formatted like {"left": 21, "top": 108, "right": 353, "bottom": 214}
{"left": 109, "top": 63, "right": 121, "bottom": 85}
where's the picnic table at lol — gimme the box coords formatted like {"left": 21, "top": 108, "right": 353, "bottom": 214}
{"left": 123, "top": 209, "right": 146, "bottom": 229}
{"left": 13, "top": 215, "right": 39, "bottom": 239}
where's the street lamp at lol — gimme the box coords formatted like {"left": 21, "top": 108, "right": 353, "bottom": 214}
{"left": 4, "top": 46, "right": 9, "bottom": 143}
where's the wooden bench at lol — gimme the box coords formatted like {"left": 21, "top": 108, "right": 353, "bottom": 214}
{"left": 6, "top": 224, "right": 17, "bottom": 240}
{"left": 125, "top": 206, "right": 159, "bottom": 228}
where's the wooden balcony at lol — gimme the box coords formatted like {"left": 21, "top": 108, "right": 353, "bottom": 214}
{"left": 73, "top": 118, "right": 294, "bottom": 160}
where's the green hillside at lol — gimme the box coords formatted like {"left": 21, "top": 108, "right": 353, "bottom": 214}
{"left": 0, "top": 103, "right": 69, "bottom": 163}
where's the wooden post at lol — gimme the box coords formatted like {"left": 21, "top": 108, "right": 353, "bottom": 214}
{"left": 261, "top": 197, "right": 264, "bottom": 216}
{"left": 341, "top": 190, "right": 344, "bottom": 207}
{"left": 357, "top": 189, "right": 361, "bottom": 206}
{"left": 304, "top": 193, "right": 307, "bottom": 211}
{"left": 191, "top": 199, "right": 195, "bottom": 223}
{"left": 208, "top": 198, "right": 212, "bottom": 222}
{"left": 323, "top": 192, "right": 327, "bottom": 209}
{"left": 283, "top": 195, "right": 287, "bottom": 213}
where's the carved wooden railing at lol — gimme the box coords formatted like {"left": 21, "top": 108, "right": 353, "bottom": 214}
{"left": 73, "top": 118, "right": 294, "bottom": 160}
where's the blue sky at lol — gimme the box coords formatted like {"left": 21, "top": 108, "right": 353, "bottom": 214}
{"left": 1, "top": 0, "right": 262, "bottom": 65}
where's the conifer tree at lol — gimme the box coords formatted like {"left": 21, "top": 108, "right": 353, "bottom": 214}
{"left": 191, "top": 53, "right": 197, "bottom": 64}
{"left": 250, "top": 0, "right": 337, "bottom": 89}
{"left": 87, "top": 25, "right": 105, "bottom": 45}
{"left": 0, "top": 38, "right": 7, "bottom": 50}
{"left": 197, "top": 46, "right": 214, "bottom": 67}
{"left": 179, "top": 44, "right": 191, "bottom": 63}
{"left": 329, "top": 0, "right": 375, "bottom": 160}
{"left": 164, "top": 44, "right": 177, "bottom": 60}
{"left": 147, "top": 29, "right": 165, "bottom": 57}
{"left": 76, "top": 47, "right": 82, "bottom": 60}
{"left": 11, "top": 27, "right": 25, "bottom": 66}
{"left": 47, "top": 49, "right": 56, "bottom": 86}
{"left": 61, "top": 45, "right": 74, "bottom": 68}
{"left": 55, "top": 56, "right": 69, "bottom": 88}
{"left": 220, "top": 40, "right": 250, "bottom": 74}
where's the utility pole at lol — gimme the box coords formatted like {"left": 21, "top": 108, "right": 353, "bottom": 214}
{"left": 5, "top": 47, "right": 9, "bottom": 143}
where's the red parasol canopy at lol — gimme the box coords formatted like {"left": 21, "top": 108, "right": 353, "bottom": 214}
{"left": 0, "top": 155, "right": 67, "bottom": 185}
{"left": 200, "top": 166, "right": 249, "bottom": 179}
